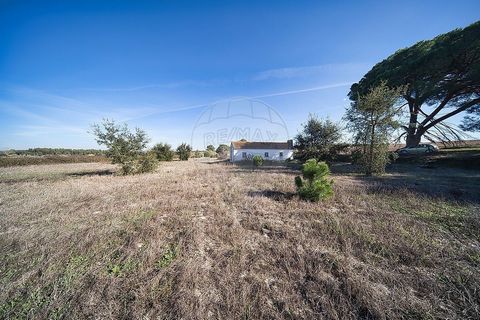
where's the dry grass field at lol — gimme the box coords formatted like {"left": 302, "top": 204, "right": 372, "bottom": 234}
{"left": 1, "top": 160, "right": 479, "bottom": 319}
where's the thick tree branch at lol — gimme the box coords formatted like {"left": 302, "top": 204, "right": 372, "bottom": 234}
{"left": 420, "top": 92, "right": 455, "bottom": 126}
{"left": 423, "top": 98, "right": 480, "bottom": 132}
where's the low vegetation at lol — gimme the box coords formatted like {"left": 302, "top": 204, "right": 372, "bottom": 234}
{"left": 216, "top": 144, "right": 229, "bottom": 159}
{"left": 176, "top": 143, "right": 192, "bottom": 161}
{"left": 0, "top": 155, "right": 109, "bottom": 167}
{"left": 151, "top": 143, "right": 175, "bottom": 161}
{"left": 295, "top": 159, "right": 333, "bottom": 201}
{"left": 252, "top": 155, "right": 264, "bottom": 168}
{"left": 0, "top": 148, "right": 106, "bottom": 156}
{"left": 1, "top": 160, "right": 478, "bottom": 319}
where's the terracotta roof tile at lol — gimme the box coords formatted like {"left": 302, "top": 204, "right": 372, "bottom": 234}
{"left": 231, "top": 141, "right": 292, "bottom": 150}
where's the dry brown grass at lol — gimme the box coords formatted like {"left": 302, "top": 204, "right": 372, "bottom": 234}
{"left": 0, "top": 161, "right": 479, "bottom": 319}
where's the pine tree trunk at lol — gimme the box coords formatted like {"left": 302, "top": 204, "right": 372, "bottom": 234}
{"left": 367, "top": 122, "right": 375, "bottom": 176}
{"left": 405, "top": 102, "right": 421, "bottom": 147}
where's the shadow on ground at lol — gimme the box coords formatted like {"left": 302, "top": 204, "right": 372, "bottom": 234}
{"left": 248, "top": 190, "right": 296, "bottom": 202}
{"left": 67, "top": 169, "right": 115, "bottom": 177}
{"left": 345, "top": 164, "right": 480, "bottom": 204}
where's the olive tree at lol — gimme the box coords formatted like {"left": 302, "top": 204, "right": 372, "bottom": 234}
{"left": 91, "top": 119, "right": 156, "bottom": 175}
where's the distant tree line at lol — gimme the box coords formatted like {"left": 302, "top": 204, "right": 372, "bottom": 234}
{"left": 1, "top": 148, "right": 106, "bottom": 156}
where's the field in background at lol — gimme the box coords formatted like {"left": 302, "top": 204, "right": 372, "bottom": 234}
{"left": 1, "top": 160, "right": 479, "bottom": 319}
{"left": 0, "top": 155, "right": 109, "bottom": 167}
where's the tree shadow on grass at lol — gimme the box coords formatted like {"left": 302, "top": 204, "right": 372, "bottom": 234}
{"left": 329, "top": 160, "right": 480, "bottom": 204}
{"left": 248, "top": 190, "right": 296, "bottom": 202}
{"left": 67, "top": 169, "right": 115, "bottom": 177}
{"left": 350, "top": 172, "right": 480, "bottom": 204}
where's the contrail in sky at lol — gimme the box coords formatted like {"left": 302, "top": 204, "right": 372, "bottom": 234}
{"left": 143, "top": 82, "right": 352, "bottom": 117}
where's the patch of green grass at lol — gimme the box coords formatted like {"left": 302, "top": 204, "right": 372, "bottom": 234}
{"left": 0, "top": 254, "right": 92, "bottom": 319}
{"left": 0, "top": 155, "right": 108, "bottom": 167}
{"left": 155, "top": 246, "right": 178, "bottom": 269}
{"left": 0, "top": 287, "right": 49, "bottom": 319}
{"left": 126, "top": 209, "right": 157, "bottom": 230}
{"left": 386, "top": 196, "right": 477, "bottom": 238}
{"left": 61, "top": 254, "right": 90, "bottom": 288}
{"left": 107, "top": 257, "right": 137, "bottom": 277}
{"left": 466, "top": 251, "right": 480, "bottom": 266}
{"left": 411, "top": 202, "right": 471, "bottom": 233}
{"left": 350, "top": 225, "right": 394, "bottom": 259}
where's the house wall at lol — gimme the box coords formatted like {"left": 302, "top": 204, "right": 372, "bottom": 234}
{"left": 231, "top": 148, "right": 294, "bottom": 162}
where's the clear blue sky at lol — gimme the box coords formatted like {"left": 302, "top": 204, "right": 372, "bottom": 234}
{"left": 1, "top": 0, "right": 479, "bottom": 149}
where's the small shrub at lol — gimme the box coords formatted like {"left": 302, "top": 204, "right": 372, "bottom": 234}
{"left": 177, "top": 143, "right": 192, "bottom": 161}
{"left": 120, "top": 160, "right": 139, "bottom": 175}
{"left": 137, "top": 152, "right": 158, "bottom": 173}
{"left": 357, "top": 144, "right": 392, "bottom": 175}
{"left": 204, "top": 149, "right": 217, "bottom": 158}
{"left": 152, "top": 143, "right": 174, "bottom": 161}
{"left": 91, "top": 119, "right": 150, "bottom": 175}
{"left": 252, "top": 155, "right": 263, "bottom": 168}
{"left": 216, "top": 144, "right": 229, "bottom": 159}
{"left": 295, "top": 159, "right": 333, "bottom": 201}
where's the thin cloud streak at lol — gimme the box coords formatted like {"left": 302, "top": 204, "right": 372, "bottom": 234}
{"left": 250, "top": 82, "right": 352, "bottom": 99}
{"left": 131, "top": 82, "right": 353, "bottom": 119}
{"left": 253, "top": 63, "right": 369, "bottom": 81}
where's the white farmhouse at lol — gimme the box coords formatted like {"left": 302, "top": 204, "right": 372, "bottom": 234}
{"left": 230, "top": 140, "right": 294, "bottom": 162}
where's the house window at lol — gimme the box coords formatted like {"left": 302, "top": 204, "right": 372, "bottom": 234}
{"left": 264, "top": 152, "right": 269, "bottom": 158}
{"left": 279, "top": 152, "right": 283, "bottom": 157}
{"left": 242, "top": 152, "right": 247, "bottom": 159}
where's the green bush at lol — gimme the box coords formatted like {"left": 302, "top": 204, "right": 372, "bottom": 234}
{"left": 216, "top": 144, "right": 229, "bottom": 159}
{"left": 177, "top": 143, "right": 192, "bottom": 161}
{"left": 204, "top": 149, "right": 217, "bottom": 158}
{"left": 137, "top": 152, "right": 159, "bottom": 173}
{"left": 295, "top": 159, "right": 333, "bottom": 202}
{"left": 91, "top": 119, "right": 151, "bottom": 175}
{"left": 357, "top": 144, "right": 392, "bottom": 175}
{"left": 252, "top": 155, "right": 263, "bottom": 167}
{"left": 152, "top": 143, "right": 174, "bottom": 161}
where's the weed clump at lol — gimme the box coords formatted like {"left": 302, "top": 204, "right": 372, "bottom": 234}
{"left": 156, "top": 246, "right": 178, "bottom": 269}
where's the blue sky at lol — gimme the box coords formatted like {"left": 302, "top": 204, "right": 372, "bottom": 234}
{"left": 1, "top": 0, "right": 479, "bottom": 149}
